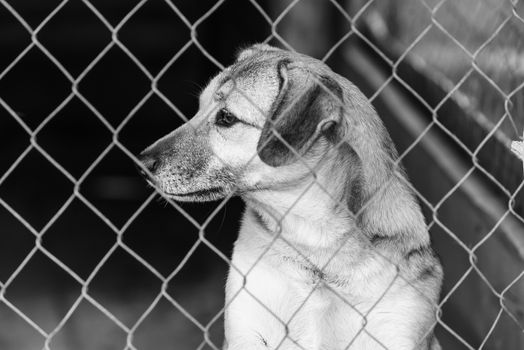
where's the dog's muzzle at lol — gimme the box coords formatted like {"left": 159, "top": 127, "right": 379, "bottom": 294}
{"left": 137, "top": 149, "right": 160, "bottom": 179}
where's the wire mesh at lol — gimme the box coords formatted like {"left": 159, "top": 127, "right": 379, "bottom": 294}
{"left": 0, "top": 0, "right": 523, "bottom": 349}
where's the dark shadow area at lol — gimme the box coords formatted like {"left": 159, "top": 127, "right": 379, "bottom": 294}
{"left": 0, "top": 1, "right": 271, "bottom": 349}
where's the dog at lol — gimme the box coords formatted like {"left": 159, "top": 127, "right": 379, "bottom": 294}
{"left": 138, "top": 44, "right": 443, "bottom": 350}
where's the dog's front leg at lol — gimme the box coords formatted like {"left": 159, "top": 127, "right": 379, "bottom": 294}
{"left": 223, "top": 288, "right": 281, "bottom": 350}
{"left": 223, "top": 254, "right": 322, "bottom": 350}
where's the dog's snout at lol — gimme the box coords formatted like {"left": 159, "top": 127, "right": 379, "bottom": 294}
{"left": 138, "top": 150, "right": 161, "bottom": 175}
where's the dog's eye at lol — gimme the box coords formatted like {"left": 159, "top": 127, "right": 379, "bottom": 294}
{"left": 215, "top": 109, "right": 239, "bottom": 128}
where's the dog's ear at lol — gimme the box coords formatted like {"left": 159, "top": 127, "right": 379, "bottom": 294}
{"left": 257, "top": 60, "right": 344, "bottom": 167}
{"left": 236, "top": 44, "right": 279, "bottom": 61}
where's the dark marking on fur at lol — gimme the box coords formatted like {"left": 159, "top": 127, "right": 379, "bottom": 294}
{"left": 405, "top": 244, "right": 441, "bottom": 281}
{"left": 250, "top": 208, "right": 270, "bottom": 232}
{"left": 234, "top": 60, "right": 265, "bottom": 80}
{"left": 348, "top": 173, "right": 364, "bottom": 216}
{"left": 321, "top": 120, "right": 340, "bottom": 143}
{"left": 282, "top": 256, "right": 348, "bottom": 288}
{"left": 306, "top": 265, "right": 326, "bottom": 281}
{"left": 369, "top": 233, "right": 392, "bottom": 245}
{"left": 419, "top": 265, "right": 437, "bottom": 280}
{"left": 283, "top": 256, "right": 324, "bottom": 279}
{"left": 257, "top": 333, "right": 268, "bottom": 347}
{"left": 338, "top": 142, "right": 364, "bottom": 216}
{"left": 260, "top": 83, "right": 322, "bottom": 165}
{"left": 257, "top": 61, "right": 344, "bottom": 167}
{"left": 405, "top": 244, "right": 432, "bottom": 260}
{"left": 217, "top": 74, "right": 231, "bottom": 90}
{"left": 368, "top": 232, "right": 417, "bottom": 260}
{"left": 368, "top": 235, "right": 441, "bottom": 283}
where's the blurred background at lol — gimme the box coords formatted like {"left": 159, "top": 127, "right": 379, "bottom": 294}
{"left": 0, "top": 0, "right": 523, "bottom": 349}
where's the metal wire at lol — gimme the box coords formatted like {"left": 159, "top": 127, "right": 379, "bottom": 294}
{"left": 0, "top": 0, "right": 523, "bottom": 349}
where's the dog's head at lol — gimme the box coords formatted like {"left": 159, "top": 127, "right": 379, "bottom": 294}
{"left": 138, "top": 44, "right": 349, "bottom": 202}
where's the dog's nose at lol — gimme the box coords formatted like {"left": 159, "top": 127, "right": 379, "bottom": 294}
{"left": 137, "top": 150, "right": 160, "bottom": 176}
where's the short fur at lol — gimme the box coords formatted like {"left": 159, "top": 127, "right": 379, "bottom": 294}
{"left": 139, "top": 44, "right": 443, "bottom": 350}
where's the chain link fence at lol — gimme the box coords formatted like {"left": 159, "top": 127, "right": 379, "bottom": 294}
{"left": 0, "top": 0, "right": 523, "bottom": 349}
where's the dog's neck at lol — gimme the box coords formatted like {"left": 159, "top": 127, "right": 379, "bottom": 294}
{"left": 243, "top": 141, "right": 429, "bottom": 252}
{"left": 243, "top": 182, "right": 353, "bottom": 248}
{"left": 242, "top": 151, "right": 358, "bottom": 248}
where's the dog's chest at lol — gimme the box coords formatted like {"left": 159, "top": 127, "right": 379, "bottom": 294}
{"left": 240, "top": 209, "right": 363, "bottom": 289}
{"left": 279, "top": 253, "right": 350, "bottom": 289}
{"left": 231, "top": 214, "right": 412, "bottom": 350}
